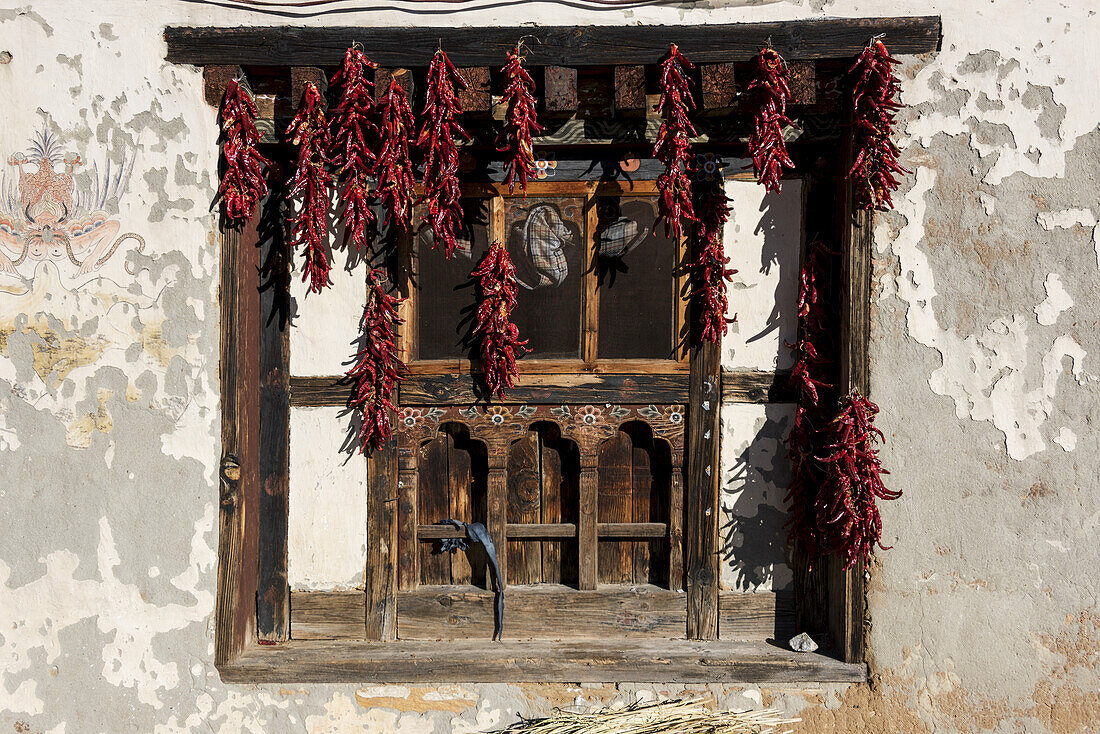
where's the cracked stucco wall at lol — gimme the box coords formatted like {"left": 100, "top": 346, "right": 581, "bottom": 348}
{"left": 0, "top": 1, "right": 1097, "bottom": 732}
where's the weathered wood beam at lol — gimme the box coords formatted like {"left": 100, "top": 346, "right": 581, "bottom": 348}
{"left": 457, "top": 66, "right": 492, "bottom": 112}
{"left": 544, "top": 66, "right": 578, "bottom": 113}
{"left": 166, "top": 17, "right": 942, "bottom": 67}
{"left": 613, "top": 65, "right": 647, "bottom": 114}
{"left": 220, "top": 637, "right": 863, "bottom": 683}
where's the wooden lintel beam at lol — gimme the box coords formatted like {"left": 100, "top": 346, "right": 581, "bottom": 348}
{"left": 167, "top": 17, "right": 942, "bottom": 67}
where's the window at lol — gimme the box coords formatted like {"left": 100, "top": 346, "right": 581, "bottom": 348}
{"left": 177, "top": 16, "right": 942, "bottom": 682}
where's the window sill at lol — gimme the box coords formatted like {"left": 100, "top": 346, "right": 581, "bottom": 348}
{"left": 218, "top": 638, "right": 867, "bottom": 684}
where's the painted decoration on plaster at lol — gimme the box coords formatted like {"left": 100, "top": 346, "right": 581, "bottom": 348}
{"left": 0, "top": 129, "right": 144, "bottom": 279}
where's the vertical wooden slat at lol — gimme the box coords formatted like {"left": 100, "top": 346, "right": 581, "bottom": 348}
{"left": 487, "top": 461, "right": 509, "bottom": 587}
{"left": 256, "top": 196, "right": 289, "bottom": 643}
{"left": 632, "top": 440, "right": 652, "bottom": 584}
{"left": 544, "top": 66, "right": 579, "bottom": 112}
{"left": 613, "top": 65, "right": 646, "bottom": 114}
{"left": 686, "top": 337, "right": 721, "bottom": 640}
{"left": 597, "top": 431, "right": 633, "bottom": 584}
{"left": 668, "top": 450, "right": 684, "bottom": 592}
{"left": 507, "top": 432, "right": 542, "bottom": 584}
{"left": 584, "top": 198, "right": 599, "bottom": 366}
{"left": 366, "top": 428, "right": 398, "bottom": 640}
{"left": 700, "top": 63, "right": 737, "bottom": 109}
{"left": 578, "top": 463, "right": 598, "bottom": 590}
{"left": 457, "top": 67, "right": 492, "bottom": 112}
{"left": 419, "top": 435, "right": 452, "bottom": 585}
{"left": 215, "top": 210, "right": 261, "bottom": 666}
{"left": 397, "top": 451, "right": 420, "bottom": 590}
{"left": 541, "top": 436, "right": 563, "bottom": 584}
{"left": 449, "top": 440, "right": 473, "bottom": 584}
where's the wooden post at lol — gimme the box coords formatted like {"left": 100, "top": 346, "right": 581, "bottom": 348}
{"left": 668, "top": 449, "right": 684, "bottom": 592}
{"left": 487, "top": 461, "right": 508, "bottom": 587}
{"left": 685, "top": 336, "right": 721, "bottom": 640}
{"left": 578, "top": 463, "right": 598, "bottom": 590}
{"left": 366, "top": 428, "right": 398, "bottom": 640}
{"left": 215, "top": 209, "right": 262, "bottom": 665}
{"left": 397, "top": 451, "right": 420, "bottom": 590}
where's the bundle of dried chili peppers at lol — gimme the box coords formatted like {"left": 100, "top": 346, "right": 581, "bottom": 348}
{"left": 286, "top": 82, "right": 333, "bottom": 293}
{"left": 848, "top": 38, "right": 909, "bottom": 210}
{"left": 329, "top": 46, "right": 379, "bottom": 253}
{"left": 497, "top": 45, "right": 544, "bottom": 195}
{"left": 346, "top": 268, "right": 406, "bottom": 452}
{"left": 692, "top": 181, "right": 737, "bottom": 344}
{"left": 217, "top": 78, "right": 271, "bottom": 221}
{"left": 653, "top": 43, "right": 698, "bottom": 240}
{"left": 817, "top": 390, "right": 900, "bottom": 567}
{"left": 470, "top": 242, "right": 528, "bottom": 400}
{"left": 418, "top": 49, "right": 470, "bottom": 258}
{"left": 373, "top": 78, "right": 417, "bottom": 230}
{"left": 783, "top": 241, "right": 832, "bottom": 560}
{"left": 747, "top": 48, "right": 796, "bottom": 194}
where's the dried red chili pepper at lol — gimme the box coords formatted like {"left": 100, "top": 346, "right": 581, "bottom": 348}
{"left": 470, "top": 241, "right": 528, "bottom": 400}
{"left": 346, "top": 268, "right": 406, "bottom": 452}
{"left": 747, "top": 48, "right": 796, "bottom": 193}
{"left": 329, "top": 46, "right": 379, "bottom": 253}
{"left": 373, "top": 78, "right": 417, "bottom": 230}
{"left": 286, "top": 82, "right": 333, "bottom": 293}
{"left": 497, "top": 45, "right": 544, "bottom": 195}
{"left": 418, "top": 49, "right": 470, "bottom": 258}
{"left": 217, "top": 78, "right": 271, "bottom": 221}
{"left": 848, "top": 39, "right": 910, "bottom": 210}
{"left": 783, "top": 242, "right": 833, "bottom": 560}
{"left": 692, "top": 182, "right": 737, "bottom": 344}
{"left": 653, "top": 44, "right": 698, "bottom": 240}
{"left": 817, "top": 390, "right": 900, "bottom": 567}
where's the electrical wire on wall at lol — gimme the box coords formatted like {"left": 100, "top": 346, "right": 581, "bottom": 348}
{"left": 179, "top": 0, "right": 702, "bottom": 18}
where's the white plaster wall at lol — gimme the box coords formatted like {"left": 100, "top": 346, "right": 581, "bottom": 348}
{"left": 0, "top": 1, "right": 1097, "bottom": 732}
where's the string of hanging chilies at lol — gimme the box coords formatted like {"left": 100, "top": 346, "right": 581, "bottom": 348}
{"left": 213, "top": 38, "right": 909, "bottom": 564}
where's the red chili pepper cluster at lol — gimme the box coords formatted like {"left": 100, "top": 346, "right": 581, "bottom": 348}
{"left": 848, "top": 39, "right": 909, "bottom": 210}
{"left": 286, "top": 82, "right": 333, "bottom": 293}
{"left": 747, "top": 48, "right": 796, "bottom": 194}
{"left": 373, "top": 79, "right": 417, "bottom": 229}
{"left": 217, "top": 79, "right": 271, "bottom": 221}
{"left": 817, "top": 390, "right": 900, "bottom": 567}
{"left": 653, "top": 44, "right": 698, "bottom": 240}
{"left": 471, "top": 242, "right": 528, "bottom": 400}
{"left": 346, "top": 268, "right": 406, "bottom": 452}
{"left": 418, "top": 50, "right": 470, "bottom": 258}
{"left": 692, "top": 183, "right": 737, "bottom": 344}
{"left": 497, "top": 45, "right": 544, "bottom": 195}
{"left": 783, "top": 242, "right": 832, "bottom": 560}
{"left": 329, "top": 47, "right": 379, "bottom": 253}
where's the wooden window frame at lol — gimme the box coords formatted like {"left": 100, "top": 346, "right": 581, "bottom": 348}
{"left": 186, "top": 16, "right": 942, "bottom": 683}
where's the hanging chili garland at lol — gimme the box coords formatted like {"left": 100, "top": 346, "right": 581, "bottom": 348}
{"left": 418, "top": 49, "right": 470, "bottom": 258}
{"left": 692, "top": 181, "right": 736, "bottom": 344}
{"left": 747, "top": 48, "right": 796, "bottom": 193}
{"left": 217, "top": 78, "right": 271, "bottom": 222}
{"left": 329, "top": 47, "right": 380, "bottom": 253}
{"left": 653, "top": 44, "right": 698, "bottom": 240}
{"left": 373, "top": 78, "right": 418, "bottom": 230}
{"left": 346, "top": 268, "right": 406, "bottom": 451}
{"left": 818, "top": 390, "right": 899, "bottom": 567}
{"left": 286, "top": 82, "right": 334, "bottom": 293}
{"left": 848, "top": 38, "right": 909, "bottom": 210}
{"left": 471, "top": 242, "right": 528, "bottom": 400}
{"left": 497, "top": 44, "right": 544, "bottom": 195}
{"left": 783, "top": 241, "right": 832, "bottom": 560}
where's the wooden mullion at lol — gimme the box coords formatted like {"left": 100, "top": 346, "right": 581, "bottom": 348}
{"left": 397, "top": 450, "right": 420, "bottom": 590}
{"left": 256, "top": 194, "right": 290, "bottom": 643}
{"left": 583, "top": 196, "right": 599, "bottom": 366}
